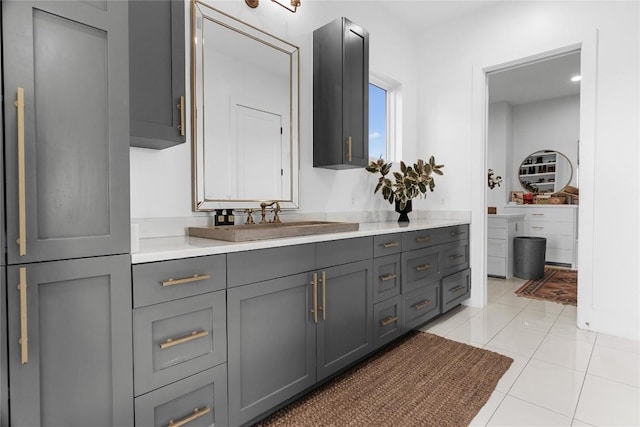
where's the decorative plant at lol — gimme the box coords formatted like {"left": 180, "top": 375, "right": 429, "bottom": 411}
{"left": 366, "top": 156, "right": 444, "bottom": 210}
{"left": 487, "top": 168, "right": 503, "bottom": 189}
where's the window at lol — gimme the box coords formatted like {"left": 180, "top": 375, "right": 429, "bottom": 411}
{"left": 369, "top": 75, "right": 400, "bottom": 162}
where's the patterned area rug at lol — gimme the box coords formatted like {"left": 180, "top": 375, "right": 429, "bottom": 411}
{"left": 255, "top": 332, "right": 513, "bottom": 427}
{"left": 515, "top": 267, "right": 577, "bottom": 306}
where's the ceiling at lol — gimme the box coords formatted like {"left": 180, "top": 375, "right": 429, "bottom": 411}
{"left": 488, "top": 51, "right": 582, "bottom": 105}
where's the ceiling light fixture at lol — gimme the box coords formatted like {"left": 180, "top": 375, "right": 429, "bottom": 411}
{"left": 245, "top": 0, "right": 300, "bottom": 13}
{"left": 571, "top": 75, "right": 582, "bottom": 82}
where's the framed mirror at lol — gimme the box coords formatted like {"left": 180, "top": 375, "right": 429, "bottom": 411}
{"left": 518, "top": 150, "right": 573, "bottom": 193}
{"left": 191, "top": 1, "right": 299, "bottom": 211}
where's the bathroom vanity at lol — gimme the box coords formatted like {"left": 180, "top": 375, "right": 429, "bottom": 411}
{"left": 131, "top": 219, "right": 470, "bottom": 426}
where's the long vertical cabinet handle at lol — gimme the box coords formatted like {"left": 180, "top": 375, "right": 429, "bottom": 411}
{"left": 15, "top": 88, "right": 27, "bottom": 256}
{"left": 177, "top": 96, "right": 185, "bottom": 136}
{"left": 310, "top": 273, "right": 318, "bottom": 324}
{"left": 346, "top": 136, "right": 352, "bottom": 162}
{"left": 18, "top": 267, "right": 28, "bottom": 364}
{"left": 320, "top": 271, "right": 326, "bottom": 320}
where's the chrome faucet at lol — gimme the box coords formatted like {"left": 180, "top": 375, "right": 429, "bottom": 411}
{"left": 260, "top": 201, "right": 282, "bottom": 224}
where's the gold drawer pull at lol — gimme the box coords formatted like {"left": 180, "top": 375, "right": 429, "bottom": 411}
{"left": 162, "top": 274, "right": 210, "bottom": 287}
{"left": 18, "top": 268, "right": 28, "bottom": 365}
{"left": 380, "top": 273, "right": 398, "bottom": 282}
{"left": 159, "top": 330, "right": 209, "bottom": 350}
{"left": 451, "top": 231, "right": 466, "bottom": 236}
{"left": 416, "top": 236, "right": 431, "bottom": 242}
{"left": 168, "top": 406, "right": 211, "bottom": 427}
{"left": 531, "top": 226, "right": 544, "bottom": 229}
{"left": 449, "top": 254, "right": 465, "bottom": 260}
{"left": 449, "top": 286, "right": 466, "bottom": 294}
{"left": 380, "top": 316, "right": 398, "bottom": 326}
{"left": 414, "top": 300, "right": 432, "bottom": 310}
{"left": 532, "top": 213, "right": 545, "bottom": 216}
{"left": 15, "top": 88, "right": 27, "bottom": 256}
{"left": 416, "top": 264, "right": 432, "bottom": 271}
{"left": 311, "top": 273, "right": 318, "bottom": 324}
{"left": 383, "top": 242, "right": 400, "bottom": 248}
{"left": 346, "top": 136, "right": 352, "bottom": 162}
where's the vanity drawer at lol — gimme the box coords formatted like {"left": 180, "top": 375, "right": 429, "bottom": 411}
{"left": 487, "top": 227, "right": 507, "bottom": 240}
{"left": 135, "top": 364, "right": 228, "bottom": 427}
{"left": 441, "top": 240, "right": 469, "bottom": 277}
{"left": 528, "top": 220, "right": 574, "bottom": 236}
{"left": 525, "top": 207, "right": 576, "bottom": 222}
{"left": 373, "top": 233, "right": 402, "bottom": 257}
{"left": 442, "top": 268, "right": 471, "bottom": 312}
{"left": 227, "top": 243, "right": 316, "bottom": 287}
{"left": 133, "top": 291, "right": 227, "bottom": 396}
{"left": 401, "top": 247, "right": 441, "bottom": 294}
{"left": 402, "top": 228, "right": 446, "bottom": 251}
{"left": 487, "top": 238, "right": 506, "bottom": 258}
{"left": 317, "top": 236, "right": 373, "bottom": 269}
{"left": 373, "top": 254, "right": 401, "bottom": 304}
{"left": 443, "top": 224, "right": 469, "bottom": 243}
{"left": 487, "top": 256, "right": 506, "bottom": 278}
{"left": 373, "top": 294, "right": 402, "bottom": 349}
{"left": 402, "top": 282, "right": 440, "bottom": 332}
{"left": 133, "top": 255, "right": 226, "bottom": 308}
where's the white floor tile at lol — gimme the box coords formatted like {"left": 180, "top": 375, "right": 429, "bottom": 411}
{"left": 596, "top": 333, "right": 640, "bottom": 354}
{"left": 509, "top": 308, "right": 559, "bottom": 334}
{"left": 588, "top": 344, "right": 640, "bottom": 387}
{"left": 494, "top": 292, "right": 531, "bottom": 308}
{"left": 486, "top": 323, "right": 547, "bottom": 357}
{"left": 483, "top": 346, "right": 530, "bottom": 394}
{"left": 469, "top": 390, "right": 505, "bottom": 427}
{"left": 560, "top": 304, "right": 578, "bottom": 319}
{"left": 574, "top": 374, "right": 640, "bottom": 427}
{"left": 509, "top": 358, "right": 585, "bottom": 417}
{"left": 533, "top": 333, "right": 595, "bottom": 372}
{"left": 446, "top": 313, "right": 511, "bottom": 345}
{"left": 487, "top": 396, "right": 572, "bottom": 426}
{"left": 570, "top": 418, "right": 595, "bottom": 426}
{"left": 548, "top": 315, "right": 597, "bottom": 344}
{"left": 525, "top": 299, "right": 566, "bottom": 314}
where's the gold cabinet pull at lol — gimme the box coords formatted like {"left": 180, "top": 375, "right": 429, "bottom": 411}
{"left": 15, "top": 88, "right": 27, "bottom": 256}
{"left": 414, "top": 300, "right": 432, "bottom": 310}
{"left": 448, "top": 254, "right": 465, "bottom": 260}
{"left": 177, "top": 95, "right": 185, "bottom": 136}
{"left": 449, "top": 286, "right": 466, "bottom": 294}
{"left": 320, "top": 271, "right": 326, "bottom": 321}
{"left": 310, "top": 273, "right": 318, "bottom": 324}
{"left": 346, "top": 136, "right": 352, "bottom": 162}
{"left": 531, "top": 226, "right": 544, "bottom": 229}
{"left": 380, "top": 316, "right": 398, "bottom": 326}
{"left": 416, "top": 236, "right": 431, "bottom": 243}
{"left": 415, "top": 264, "right": 432, "bottom": 271}
{"left": 451, "top": 231, "right": 466, "bottom": 236}
{"left": 168, "top": 407, "right": 211, "bottom": 427}
{"left": 379, "top": 273, "right": 398, "bottom": 282}
{"left": 18, "top": 267, "right": 28, "bottom": 364}
{"left": 161, "top": 274, "right": 210, "bottom": 287}
{"left": 159, "top": 330, "right": 208, "bottom": 350}
{"left": 383, "top": 242, "right": 399, "bottom": 248}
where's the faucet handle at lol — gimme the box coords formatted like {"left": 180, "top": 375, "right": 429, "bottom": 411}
{"left": 272, "top": 202, "right": 282, "bottom": 224}
{"left": 244, "top": 209, "right": 255, "bottom": 224}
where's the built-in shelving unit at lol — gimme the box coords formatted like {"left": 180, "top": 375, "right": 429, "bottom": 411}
{"left": 519, "top": 151, "right": 560, "bottom": 193}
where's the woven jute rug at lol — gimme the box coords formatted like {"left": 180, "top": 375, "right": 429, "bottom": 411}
{"left": 515, "top": 267, "right": 577, "bottom": 306}
{"left": 255, "top": 332, "right": 513, "bottom": 427}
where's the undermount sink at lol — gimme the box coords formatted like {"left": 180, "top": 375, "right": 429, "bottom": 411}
{"left": 188, "top": 221, "right": 360, "bottom": 242}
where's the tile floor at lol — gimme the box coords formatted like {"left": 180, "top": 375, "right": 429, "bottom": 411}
{"left": 420, "top": 276, "right": 640, "bottom": 427}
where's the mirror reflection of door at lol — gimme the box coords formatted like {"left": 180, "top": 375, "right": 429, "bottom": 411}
{"left": 486, "top": 50, "right": 581, "bottom": 282}
{"left": 235, "top": 104, "right": 284, "bottom": 200}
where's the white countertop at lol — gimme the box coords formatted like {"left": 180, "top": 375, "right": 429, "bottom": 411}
{"left": 132, "top": 218, "right": 470, "bottom": 264}
{"left": 488, "top": 213, "right": 526, "bottom": 218}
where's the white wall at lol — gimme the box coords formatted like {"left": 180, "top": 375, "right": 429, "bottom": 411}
{"left": 417, "top": 1, "right": 639, "bottom": 339}
{"left": 130, "top": 0, "right": 420, "bottom": 219}
{"left": 487, "top": 102, "right": 511, "bottom": 208}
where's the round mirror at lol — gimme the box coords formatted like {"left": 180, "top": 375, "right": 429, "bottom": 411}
{"left": 518, "top": 150, "right": 573, "bottom": 193}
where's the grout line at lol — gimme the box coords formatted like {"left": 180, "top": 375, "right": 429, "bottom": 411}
{"left": 570, "top": 331, "right": 599, "bottom": 421}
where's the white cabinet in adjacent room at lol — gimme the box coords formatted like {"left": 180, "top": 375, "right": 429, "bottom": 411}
{"left": 487, "top": 214, "right": 525, "bottom": 278}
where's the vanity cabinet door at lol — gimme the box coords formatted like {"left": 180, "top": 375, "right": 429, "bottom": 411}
{"left": 313, "top": 17, "right": 369, "bottom": 169}
{"left": 7, "top": 255, "right": 133, "bottom": 427}
{"left": 2, "top": 1, "right": 130, "bottom": 264}
{"left": 129, "top": 0, "right": 186, "bottom": 149}
{"left": 316, "top": 259, "right": 373, "bottom": 381}
{"left": 227, "top": 273, "right": 317, "bottom": 426}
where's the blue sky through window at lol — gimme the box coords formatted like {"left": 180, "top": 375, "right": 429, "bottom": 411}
{"left": 369, "top": 83, "right": 387, "bottom": 160}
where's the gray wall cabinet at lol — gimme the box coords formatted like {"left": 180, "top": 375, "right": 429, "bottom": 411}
{"left": 6, "top": 255, "right": 133, "bottom": 427}
{"left": 129, "top": 0, "right": 186, "bottom": 149}
{"left": 313, "top": 17, "right": 369, "bottom": 169}
{"left": 2, "top": 0, "right": 131, "bottom": 265}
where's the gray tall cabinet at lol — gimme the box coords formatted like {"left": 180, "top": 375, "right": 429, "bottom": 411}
{"left": 2, "top": 1, "right": 133, "bottom": 426}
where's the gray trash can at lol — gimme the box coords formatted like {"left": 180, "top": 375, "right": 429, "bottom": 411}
{"left": 514, "top": 236, "right": 547, "bottom": 280}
